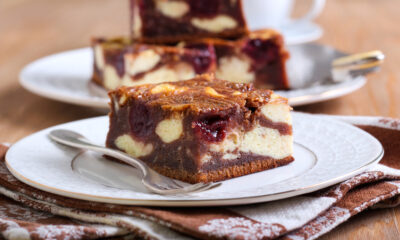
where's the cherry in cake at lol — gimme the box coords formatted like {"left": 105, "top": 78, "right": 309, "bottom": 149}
{"left": 183, "top": 29, "right": 290, "bottom": 90}
{"left": 106, "top": 74, "right": 294, "bottom": 183}
{"left": 92, "top": 29, "right": 289, "bottom": 91}
{"left": 130, "top": 0, "right": 248, "bottom": 43}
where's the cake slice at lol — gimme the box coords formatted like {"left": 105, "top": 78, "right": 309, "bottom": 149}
{"left": 92, "top": 29, "right": 289, "bottom": 92}
{"left": 130, "top": 0, "right": 248, "bottom": 43}
{"left": 182, "top": 29, "right": 290, "bottom": 89}
{"left": 107, "top": 74, "right": 294, "bottom": 183}
{"left": 92, "top": 38, "right": 216, "bottom": 91}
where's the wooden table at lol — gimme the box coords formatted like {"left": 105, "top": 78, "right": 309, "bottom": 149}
{"left": 0, "top": 0, "right": 399, "bottom": 239}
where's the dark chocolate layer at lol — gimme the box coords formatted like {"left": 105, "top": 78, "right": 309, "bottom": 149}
{"left": 257, "top": 116, "right": 292, "bottom": 135}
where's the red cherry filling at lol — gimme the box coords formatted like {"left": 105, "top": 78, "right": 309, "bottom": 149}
{"left": 242, "top": 39, "right": 279, "bottom": 67}
{"left": 193, "top": 56, "right": 212, "bottom": 74}
{"left": 189, "top": 0, "right": 220, "bottom": 17}
{"left": 184, "top": 44, "right": 216, "bottom": 74}
{"left": 193, "top": 116, "right": 228, "bottom": 142}
{"left": 129, "top": 102, "right": 154, "bottom": 138}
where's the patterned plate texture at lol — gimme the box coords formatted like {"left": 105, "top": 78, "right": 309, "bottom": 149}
{"left": 4, "top": 113, "right": 383, "bottom": 207}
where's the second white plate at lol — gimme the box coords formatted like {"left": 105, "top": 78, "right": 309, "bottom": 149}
{"left": 19, "top": 44, "right": 366, "bottom": 109}
{"left": 5, "top": 113, "right": 383, "bottom": 207}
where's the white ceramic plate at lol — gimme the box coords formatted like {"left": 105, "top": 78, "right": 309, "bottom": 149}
{"left": 19, "top": 43, "right": 366, "bottom": 110}
{"left": 5, "top": 113, "right": 383, "bottom": 207}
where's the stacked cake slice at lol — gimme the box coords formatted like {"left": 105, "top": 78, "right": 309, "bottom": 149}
{"left": 92, "top": 38, "right": 216, "bottom": 90}
{"left": 92, "top": 0, "right": 290, "bottom": 91}
{"left": 96, "top": 0, "right": 294, "bottom": 183}
{"left": 130, "top": 0, "right": 248, "bottom": 43}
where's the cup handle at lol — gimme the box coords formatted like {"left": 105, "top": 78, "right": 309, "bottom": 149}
{"left": 294, "top": 0, "right": 326, "bottom": 23}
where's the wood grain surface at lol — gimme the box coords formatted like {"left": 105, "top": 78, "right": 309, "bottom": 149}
{"left": 0, "top": 0, "right": 399, "bottom": 239}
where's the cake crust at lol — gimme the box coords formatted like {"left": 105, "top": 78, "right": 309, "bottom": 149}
{"left": 151, "top": 156, "right": 294, "bottom": 183}
{"left": 111, "top": 74, "right": 288, "bottom": 113}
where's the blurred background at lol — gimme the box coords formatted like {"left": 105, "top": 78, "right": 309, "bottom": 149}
{"left": 0, "top": 0, "right": 397, "bottom": 139}
{"left": 2, "top": 1, "right": 398, "bottom": 146}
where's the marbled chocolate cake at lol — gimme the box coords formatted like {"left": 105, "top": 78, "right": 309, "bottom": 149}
{"left": 106, "top": 74, "right": 294, "bottom": 183}
{"left": 92, "top": 38, "right": 216, "bottom": 90}
{"left": 130, "top": 0, "right": 248, "bottom": 43}
{"left": 182, "top": 29, "right": 290, "bottom": 89}
{"left": 92, "top": 29, "right": 289, "bottom": 91}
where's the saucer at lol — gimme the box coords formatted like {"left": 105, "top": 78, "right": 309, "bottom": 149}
{"left": 279, "top": 21, "right": 323, "bottom": 45}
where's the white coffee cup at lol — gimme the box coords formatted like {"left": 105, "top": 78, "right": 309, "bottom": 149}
{"left": 243, "top": 0, "right": 326, "bottom": 30}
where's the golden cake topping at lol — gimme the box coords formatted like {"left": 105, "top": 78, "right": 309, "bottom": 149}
{"left": 109, "top": 74, "right": 288, "bottom": 113}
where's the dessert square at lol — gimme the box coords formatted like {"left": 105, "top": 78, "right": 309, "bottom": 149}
{"left": 92, "top": 29, "right": 289, "bottom": 92}
{"left": 107, "top": 74, "right": 294, "bottom": 183}
{"left": 130, "top": 0, "right": 248, "bottom": 43}
{"left": 92, "top": 38, "right": 216, "bottom": 90}
{"left": 183, "top": 29, "right": 290, "bottom": 89}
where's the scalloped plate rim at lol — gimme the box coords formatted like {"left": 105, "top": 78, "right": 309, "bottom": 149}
{"left": 5, "top": 113, "right": 384, "bottom": 207}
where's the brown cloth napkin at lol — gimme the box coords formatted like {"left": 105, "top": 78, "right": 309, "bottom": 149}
{"left": 0, "top": 115, "right": 399, "bottom": 240}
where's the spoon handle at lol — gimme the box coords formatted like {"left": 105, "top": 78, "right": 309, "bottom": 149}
{"left": 48, "top": 129, "right": 149, "bottom": 176}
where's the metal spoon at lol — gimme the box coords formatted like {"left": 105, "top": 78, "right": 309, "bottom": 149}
{"left": 48, "top": 129, "right": 221, "bottom": 195}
